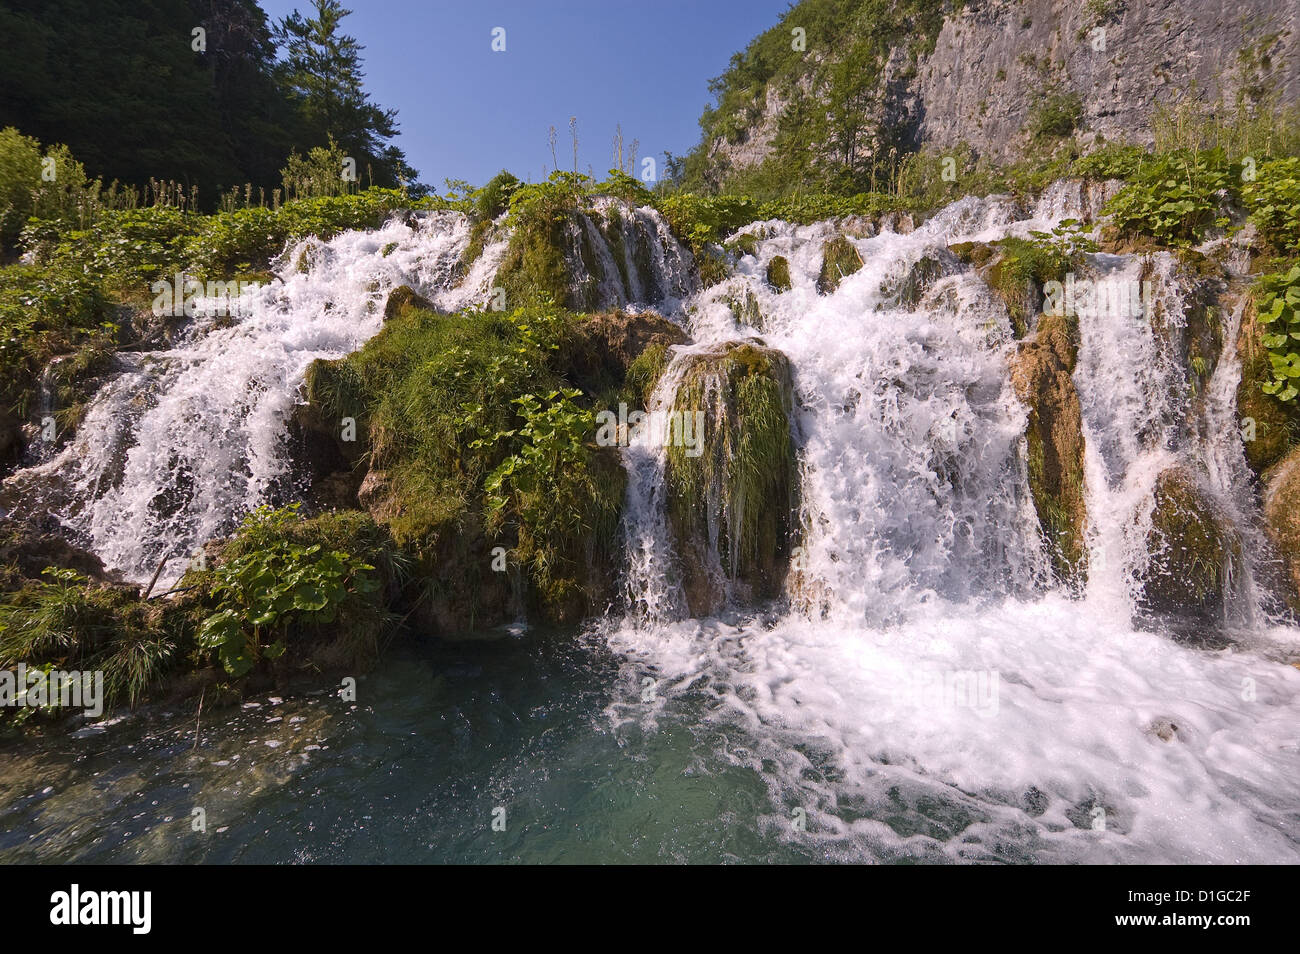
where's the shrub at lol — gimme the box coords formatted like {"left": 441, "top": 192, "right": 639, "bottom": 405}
{"left": 1254, "top": 263, "right": 1300, "bottom": 403}
{"left": 1102, "top": 149, "right": 1235, "bottom": 245}
{"left": 1243, "top": 157, "right": 1300, "bottom": 253}
{"left": 195, "top": 504, "right": 384, "bottom": 677}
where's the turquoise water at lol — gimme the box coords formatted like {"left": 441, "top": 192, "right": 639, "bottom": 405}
{"left": 3, "top": 613, "right": 1296, "bottom": 864}
{"left": 0, "top": 628, "right": 813, "bottom": 864}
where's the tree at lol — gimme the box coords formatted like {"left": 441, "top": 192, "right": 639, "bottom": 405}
{"left": 274, "top": 0, "right": 416, "bottom": 188}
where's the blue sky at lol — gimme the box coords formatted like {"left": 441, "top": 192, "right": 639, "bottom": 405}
{"left": 257, "top": 0, "right": 793, "bottom": 189}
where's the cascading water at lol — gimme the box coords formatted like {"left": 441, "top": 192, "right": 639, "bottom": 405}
{"left": 4, "top": 210, "right": 508, "bottom": 586}
{"left": 609, "top": 191, "right": 1300, "bottom": 863}
{"left": 4, "top": 187, "right": 1297, "bottom": 864}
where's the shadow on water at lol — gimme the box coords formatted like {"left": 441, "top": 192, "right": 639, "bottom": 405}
{"left": 0, "top": 625, "right": 806, "bottom": 864}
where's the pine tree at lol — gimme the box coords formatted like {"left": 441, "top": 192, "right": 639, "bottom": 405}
{"left": 274, "top": 0, "right": 415, "bottom": 188}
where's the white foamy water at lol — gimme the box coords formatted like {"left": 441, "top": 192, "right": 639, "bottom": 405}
{"left": 6, "top": 210, "right": 506, "bottom": 585}
{"left": 611, "top": 189, "right": 1300, "bottom": 862}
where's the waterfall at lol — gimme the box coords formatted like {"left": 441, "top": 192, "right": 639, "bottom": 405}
{"left": 566, "top": 198, "right": 696, "bottom": 312}
{"left": 4, "top": 210, "right": 506, "bottom": 587}
{"left": 607, "top": 191, "right": 1300, "bottom": 863}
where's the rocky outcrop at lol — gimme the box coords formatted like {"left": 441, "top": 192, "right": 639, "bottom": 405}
{"left": 664, "top": 341, "right": 799, "bottom": 616}
{"left": 1009, "top": 311, "right": 1088, "bottom": 587}
{"left": 1263, "top": 446, "right": 1300, "bottom": 609}
{"left": 563, "top": 310, "right": 689, "bottom": 397}
{"left": 699, "top": 0, "right": 1298, "bottom": 181}
{"left": 1138, "top": 467, "right": 1243, "bottom": 633}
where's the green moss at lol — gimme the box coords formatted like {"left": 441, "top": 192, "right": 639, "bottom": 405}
{"left": 303, "top": 302, "right": 625, "bottom": 628}
{"left": 665, "top": 343, "right": 797, "bottom": 613}
{"left": 623, "top": 342, "right": 671, "bottom": 407}
{"left": 726, "top": 232, "right": 760, "bottom": 257}
{"left": 816, "top": 235, "right": 863, "bottom": 293}
{"left": 1139, "top": 469, "right": 1241, "bottom": 626}
{"left": 766, "top": 255, "right": 792, "bottom": 292}
{"left": 949, "top": 241, "right": 995, "bottom": 267}
{"left": 1010, "top": 311, "right": 1088, "bottom": 587}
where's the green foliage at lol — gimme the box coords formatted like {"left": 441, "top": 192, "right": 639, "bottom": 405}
{"left": 1254, "top": 263, "right": 1300, "bottom": 403}
{"left": 1072, "top": 144, "right": 1147, "bottom": 181}
{"left": 1028, "top": 92, "right": 1084, "bottom": 142}
{"left": 197, "top": 504, "right": 380, "bottom": 677}
{"left": 0, "top": 127, "right": 100, "bottom": 246}
{"left": 0, "top": 568, "right": 175, "bottom": 710}
{"left": 0, "top": 260, "right": 114, "bottom": 422}
{"left": 1102, "top": 150, "right": 1236, "bottom": 245}
{"left": 684, "top": 0, "right": 948, "bottom": 195}
{"left": 991, "top": 221, "right": 1097, "bottom": 335}
{"left": 306, "top": 301, "right": 623, "bottom": 621}
{"left": 281, "top": 135, "right": 360, "bottom": 199}
{"left": 473, "top": 170, "right": 522, "bottom": 221}
{"left": 622, "top": 342, "right": 671, "bottom": 406}
{"left": 1243, "top": 157, "right": 1300, "bottom": 253}
{"left": 0, "top": 1, "right": 416, "bottom": 203}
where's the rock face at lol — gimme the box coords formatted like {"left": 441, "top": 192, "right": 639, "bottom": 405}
{"left": 702, "top": 0, "right": 1298, "bottom": 179}
{"left": 664, "top": 342, "right": 799, "bottom": 616}
{"left": 1009, "top": 311, "right": 1088, "bottom": 587}
{"left": 565, "top": 310, "right": 689, "bottom": 393}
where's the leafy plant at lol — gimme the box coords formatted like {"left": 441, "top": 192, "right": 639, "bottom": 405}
{"left": 1243, "top": 156, "right": 1300, "bottom": 253}
{"left": 1255, "top": 263, "right": 1300, "bottom": 403}
{"left": 197, "top": 504, "right": 379, "bottom": 677}
{"left": 1102, "top": 149, "right": 1235, "bottom": 245}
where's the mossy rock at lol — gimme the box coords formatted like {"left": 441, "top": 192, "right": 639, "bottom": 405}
{"left": 383, "top": 284, "right": 436, "bottom": 320}
{"left": 665, "top": 341, "right": 798, "bottom": 616}
{"left": 562, "top": 309, "right": 688, "bottom": 397}
{"left": 766, "top": 255, "right": 792, "bottom": 292}
{"left": 882, "top": 252, "right": 948, "bottom": 309}
{"left": 1263, "top": 446, "right": 1300, "bottom": 611}
{"left": 1236, "top": 313, "right": 1296, "bottom": 475}
{"left": 725, "top": 232, "right": 760, "bottom": 257}
{"left": 816, "top": 235, "right": 863, "bottom": 294}
{"left": 1138, "top": 468, "right": 1242, "bottom": 633}
{"left": 949, "top": 241, "right": 996, "bottom": 267}
{"left": 1009, "top": 311, "right": 1088, "bottom": 587}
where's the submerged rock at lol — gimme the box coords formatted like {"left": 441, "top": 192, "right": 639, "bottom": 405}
{"left": 1008, "top": 311, "right": 1088, "bottom": 588}
{"left": 664, "top": 341, "right": 798, "bottom": 616}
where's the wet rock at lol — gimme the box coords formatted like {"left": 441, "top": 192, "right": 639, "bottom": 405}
{"left": 817, "top": 235, "right": 864, "bottom": 294}
{"left": 664, "top": 341, "right": 798, "bottom": 616}
{"left": 564, "top": 309, "right": 688, "bottom": 396}
{"left": 383, "top": 284, "right": 435, "bottom": 320}
{"left": 882, "top": 251, "right": 952, "bottom": 309}
{"left": 1147, "top": 717, "right": 1181, "bottom": 742}
{"left": 1138, "top": 467, "right": 1243, "bottom": 629}
{"left": 0, "top": 516, "right": 107, "bottom": 585}
{"left": 1009, "top": 311, "right": 1088, "bottom": 588}
{"left": 766, "top": 255, "right": 792, "bottom": 292}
